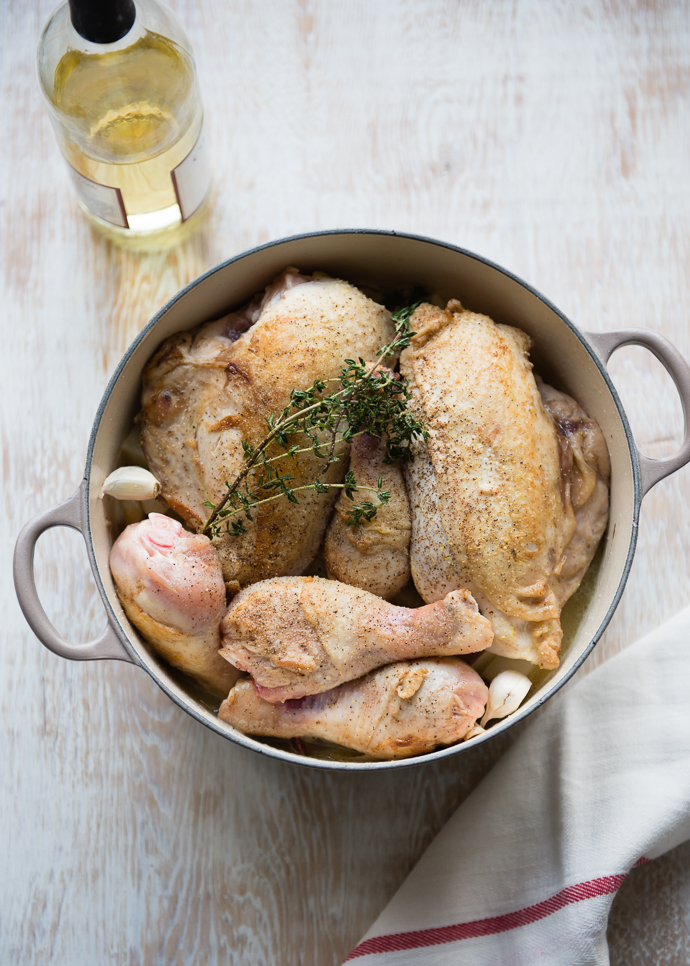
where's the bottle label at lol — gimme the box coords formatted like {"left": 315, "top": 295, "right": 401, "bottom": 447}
{"left": 64, "top": 124, "right": 211, "bottom": 229}
{"left": 171, "top": 127, "right": 211, "bottom": 221}
{"left": 67, "top": 168, "right": 129, "bottom": 228}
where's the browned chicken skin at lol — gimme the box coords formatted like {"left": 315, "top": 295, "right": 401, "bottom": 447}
{"left": 324, "top": 434, "right": 411, "bottom": 599}
{"left": 401, "top": 301, "right": 609, "bottom": 669}
{"left": 219, "top": 658, "right": 489, "bottom": 760}
{"left": 219, "top": 576, "right": 493, "bottom": 702}
{"left": 140, "top": 269, "right": 395, "bottom": 588}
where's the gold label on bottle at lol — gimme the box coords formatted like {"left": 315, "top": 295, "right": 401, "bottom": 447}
{"left": 171, "top": 127, "right": 211, "bottom": 221}
{"left": 67, "top": 167, "right": 129, "bottom": 228}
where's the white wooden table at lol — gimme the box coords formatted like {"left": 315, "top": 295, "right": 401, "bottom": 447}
{"left": 3, "top": 2, "right": 690, "bottom": 962}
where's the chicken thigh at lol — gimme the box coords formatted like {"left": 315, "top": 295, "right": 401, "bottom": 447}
{"left": 109, "top": 513, "right": 238, "bottom": 695}
{"left": 140, "top": 268, "right": 395, "bottom": 589}
{"left": 219, "top": 658, "right": 489, "bottom": 760}
{"left": 219, "top": 575, "right": 492, "bottom": 702}
{"left": 401, "top": 301, "right": 609, "bottom": 669}
{"left": 324, "top": 433, "right": 411, "bottom": 599}
{"left": 536, "top": 378, "right": 610, "bottom": 606}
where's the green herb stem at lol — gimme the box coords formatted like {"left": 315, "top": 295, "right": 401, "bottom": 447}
{"left": 202, "top": 297, "right": 427, "bottom": 539}
{"left": 210, "top": 482, "right": 386, "bottom": 534}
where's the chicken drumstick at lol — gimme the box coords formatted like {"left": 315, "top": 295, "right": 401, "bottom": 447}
{"left": 219, "top": 658, "right": 489, "bottom": 760}
{"left": 219, "top": 576, "right": 492, "bottom": 702}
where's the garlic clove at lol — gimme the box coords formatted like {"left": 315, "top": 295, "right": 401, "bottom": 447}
{"left": 463, "top": 725, "right": 486, "bottom": 741}
{"left": 480, "top": 670, "right": 532, "bottom": 728}
{"left": 396, "top": 665, "right": 428, "bottom": 700}
{"left": 100, "top": 466, "right": 161, "bottom": 501}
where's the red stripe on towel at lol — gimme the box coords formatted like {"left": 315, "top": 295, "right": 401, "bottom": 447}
{"left": 344, "top": 872, "right": 628, "bottom": 960}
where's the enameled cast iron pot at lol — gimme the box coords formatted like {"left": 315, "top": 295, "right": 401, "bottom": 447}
{"left": 14, "top": 230, "right": 690, "bottom": 770}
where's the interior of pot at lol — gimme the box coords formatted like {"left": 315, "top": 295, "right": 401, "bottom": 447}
{"left": 85, "top": 231, "right": 637, "bottom": 769}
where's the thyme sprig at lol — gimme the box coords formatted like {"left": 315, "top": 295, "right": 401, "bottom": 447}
{"left": 202, "top": 300, "right": 426, "bottom": 538}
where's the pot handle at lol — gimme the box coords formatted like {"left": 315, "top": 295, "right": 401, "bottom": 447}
{"left": 13, "top": 485, "right": 137, "bottom": 664}
{"left": 586, "top": 329, "right": 690, "bottom": 497}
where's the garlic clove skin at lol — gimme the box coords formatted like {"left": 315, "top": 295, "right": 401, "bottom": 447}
{"left": 480, "top": 670, "right": 532, "bottom": 728}
{"left": 100, "top": 466, "right": 161, "bottom": 501}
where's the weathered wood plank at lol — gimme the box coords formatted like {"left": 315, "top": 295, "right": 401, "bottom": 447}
{"left": 2, "top": 1, "right": 689, "bottom": 963}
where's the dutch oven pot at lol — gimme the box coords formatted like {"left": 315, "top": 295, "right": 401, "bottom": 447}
{"left": 13, "top": 230, "right": 690, "bottom": 770}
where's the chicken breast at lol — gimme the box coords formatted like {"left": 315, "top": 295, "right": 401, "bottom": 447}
{"left": 219, "top": 575, "right": 493, "bottom": 702}
{"left": 401, "top": 300, "right": 609, "bottom": 670}
{"left": 140, "top": 268, "right": 395, "bottom": 588}
{"left": 324, "top": 433, "right": 411, "bottom": 599}
{"left": 219, "top": 658, "right": 489, "bottom": 760}
{"left": 109, "top": 513, "right": 238, "bottom": 696}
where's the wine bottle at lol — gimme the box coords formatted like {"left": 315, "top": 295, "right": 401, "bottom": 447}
{"left": 37, "top": 0, "right": 212, "bottom": 248}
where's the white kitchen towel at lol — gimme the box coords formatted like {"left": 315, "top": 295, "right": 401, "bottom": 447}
{"left": 344, "top": 607, "right": 690, "bottom": 965}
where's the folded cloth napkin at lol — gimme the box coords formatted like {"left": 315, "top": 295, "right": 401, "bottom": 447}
{"left": 344, "top": 607, "right": 690, "bottom": 965}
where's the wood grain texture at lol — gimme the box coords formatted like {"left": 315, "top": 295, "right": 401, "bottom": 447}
{"left": 2, "top": 0, "right": 690, "bottom": 963}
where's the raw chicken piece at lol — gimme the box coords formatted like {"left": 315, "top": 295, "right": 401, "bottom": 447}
{"left": 401, "top": 301, "right": 609, "bottom": 670}
{"left": 218, "top": 658, "right": 489, "bottom": 760}
{"left": 109, "top": 513, "right": 238, "bottom": 696}
{"left": 140, "top": 268, "right": 395, "bottom": 589}
{"left": 219, "top": 575, "right": 492, "bottom": 702}
{"left": 324, "top": 434, "right": 411, "bottom": 599}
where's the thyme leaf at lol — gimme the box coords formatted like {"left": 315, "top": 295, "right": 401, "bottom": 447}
{"left": 202, "top": 298, "right": 428, "bottom": 538}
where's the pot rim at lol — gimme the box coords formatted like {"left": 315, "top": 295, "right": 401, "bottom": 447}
{"left": 82, "top": 228, "right": 641, "bottom": 771}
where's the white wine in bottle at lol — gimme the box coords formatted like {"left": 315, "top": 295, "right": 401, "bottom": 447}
{"left": 37, "top": 0, "right": 212, "bottom": 249}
